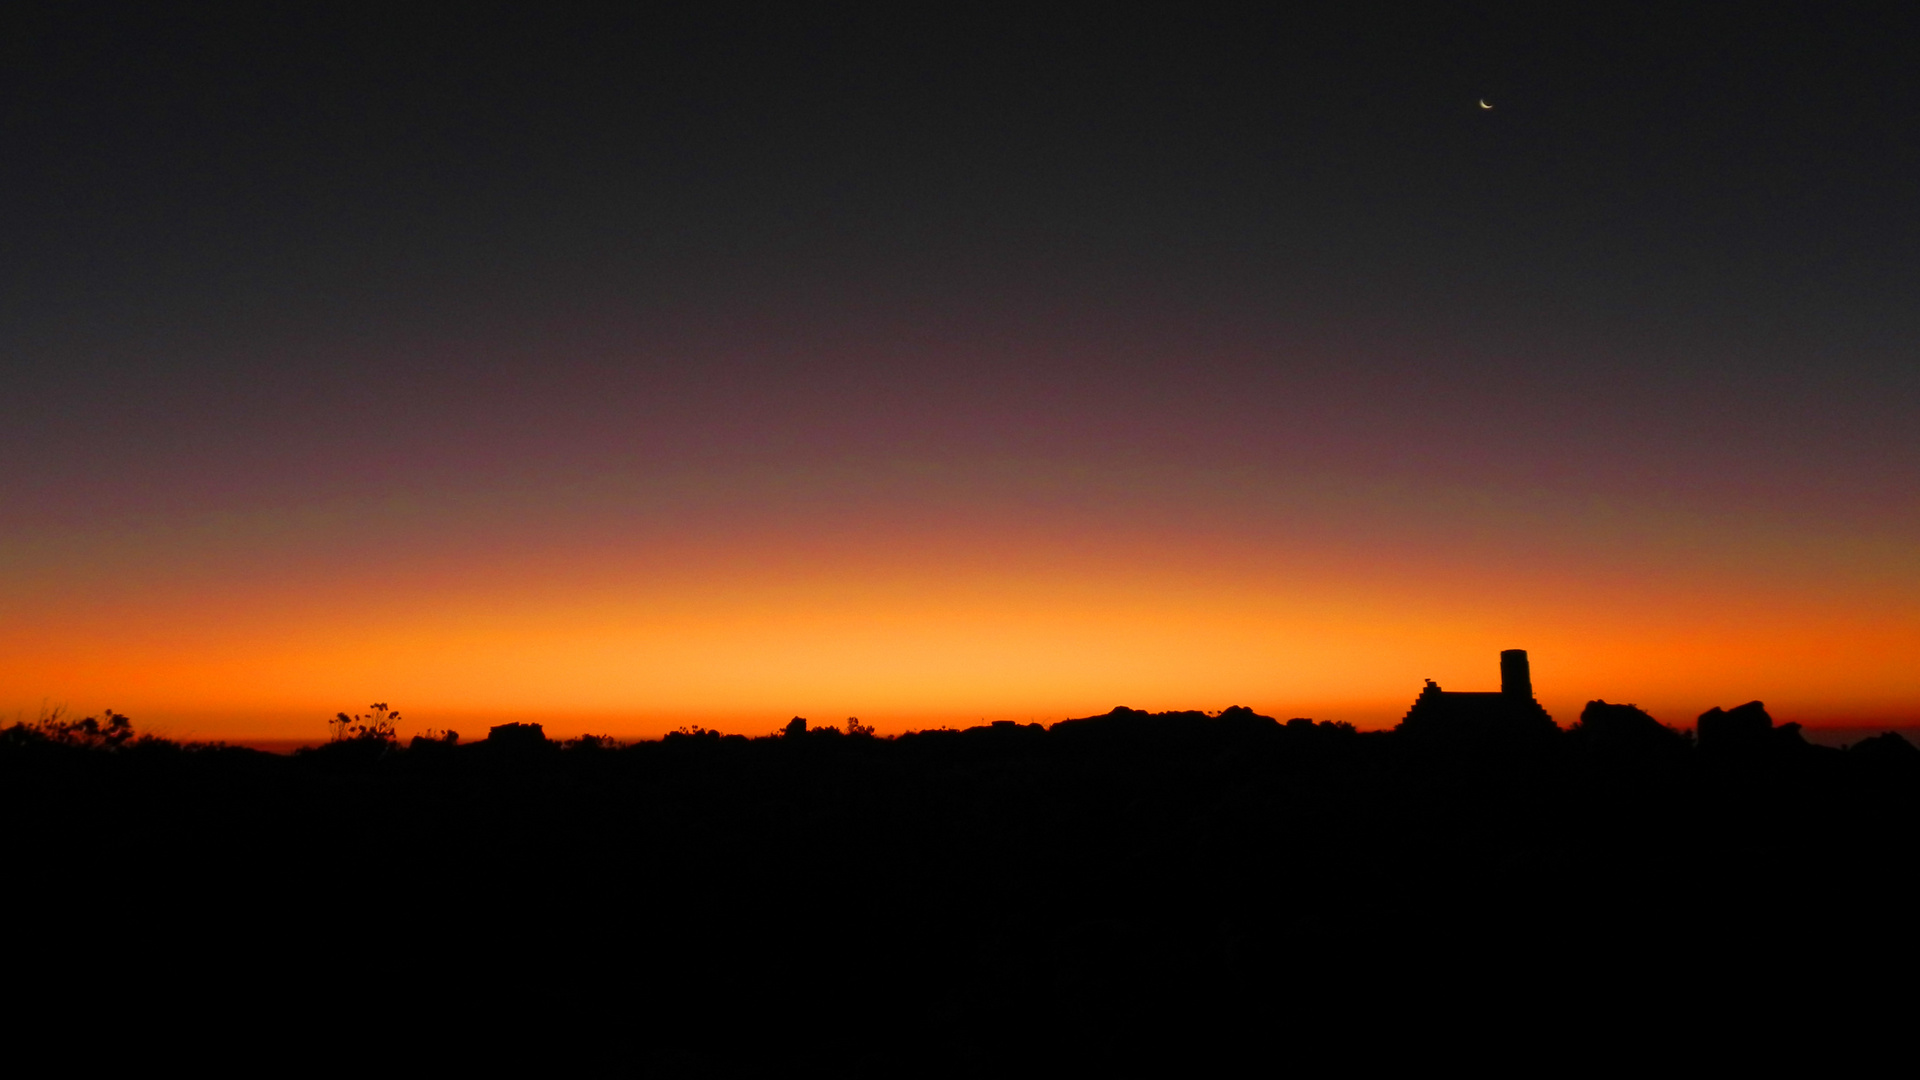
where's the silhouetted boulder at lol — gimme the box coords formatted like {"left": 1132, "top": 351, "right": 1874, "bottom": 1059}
{"left": 1572, "top": 701, "right": 1689, "bottom": 757}
{"left": 1050, "top": 707, "right": 1156, "bottom": 744}
{"left": 1055, "top": 706, "right": 1151, "bottom": 730}
{"left": 1050, "top": 706, "right": 1245, "bottom": 749}
{"left": 1696, "top": 702, "right": 1819, "bottom": 762}
{"left": 1852, "top": 730, "right": 1919, "bottom": 758}
{"left": 1848, "top": 731, "right": 1919, "bottom": 777}
{"left": 1697, "top": 701, "right": 1773, "bottom": 753}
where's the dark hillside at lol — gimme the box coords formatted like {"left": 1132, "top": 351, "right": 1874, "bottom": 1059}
{"left": 5, "top": 706, "right": 1915, "bottom": 1067}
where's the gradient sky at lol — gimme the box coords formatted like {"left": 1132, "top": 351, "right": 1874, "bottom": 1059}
{"left": 5, "top": 6, "right": 1918, "bottom": 741}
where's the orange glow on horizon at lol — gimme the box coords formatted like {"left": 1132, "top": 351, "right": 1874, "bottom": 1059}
{"left": 6, "top": 458, "right": 1919, "bottom": 742}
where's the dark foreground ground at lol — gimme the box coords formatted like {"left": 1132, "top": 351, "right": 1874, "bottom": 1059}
{"left": 6, "top": 705, "right": 1917, "bottom": 1070}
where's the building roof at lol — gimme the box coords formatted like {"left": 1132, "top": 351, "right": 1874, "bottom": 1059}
{"left": 1398, "top": 679, "right": 1557, "bottom": 739}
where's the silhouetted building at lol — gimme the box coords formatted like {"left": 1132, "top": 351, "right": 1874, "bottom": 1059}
{"left": 1398, "top": 649, "right": 1557, "bottom": 738}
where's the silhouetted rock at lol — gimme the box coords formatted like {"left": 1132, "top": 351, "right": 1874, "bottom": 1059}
{"left": 1695, "top": 702, "right": 1822, "bottom": 765}
{"left": 1698, "top": 700, "right": 1771, "bottom": 749}
{"left": 1845, "top": 731, "right": 1919, "bottom": 782}
{"left": 784, "top": 716, "right": 808, "bottom": 737}
{"left": 1572, "top": 700, "right": 1690, "bottom": 756}
{"left": 1050, "top": 705, "right": 1277, "bottom": 750}
{"left": 1050, "top": 706, "right": 1159, "bottom": 743}
{"left": 1851, "top": 730, "right": 1919, "bottom": 759}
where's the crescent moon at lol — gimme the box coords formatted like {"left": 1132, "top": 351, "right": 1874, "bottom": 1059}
{"left": 1479, "top": 99, "right": 1492, "bottom": 109}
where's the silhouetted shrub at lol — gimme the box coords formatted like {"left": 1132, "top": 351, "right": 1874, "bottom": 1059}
{"left": 566, "top": 733, "right": 623, "bottom": 750}
{"left": 2, "top": 706, "right": 137, "bottom": 750}
{"left": 486, "top": 722, "right": 550, "bottom": 750}
{"left": 331, "top": 703, "right": 400, "bottom": 744}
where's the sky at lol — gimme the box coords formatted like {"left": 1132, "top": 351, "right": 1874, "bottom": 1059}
{"left": 4, "top": 5, "right": 1919, "bottom": 742}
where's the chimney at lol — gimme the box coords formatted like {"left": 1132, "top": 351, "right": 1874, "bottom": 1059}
{"left": 1500, "top": 649, "right": 1533, "bottom": 699}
